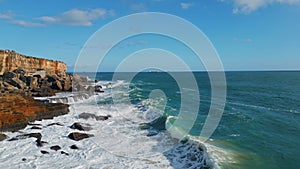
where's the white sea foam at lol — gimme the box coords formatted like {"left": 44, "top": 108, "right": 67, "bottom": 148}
{"left": 0, "top": 80, "right": 230, "bottom": 169}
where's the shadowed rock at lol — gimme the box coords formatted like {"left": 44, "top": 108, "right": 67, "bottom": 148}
{"left": 8, "top": 133, "right": 42, "bottom": 141}
{"left": 36, "top": 139, "right": 47, "bottom": 147}
{"left": 28, "top": 123, "right": 42, "bottom": 126}
{"left": 47, "top": 122, "right": 64, "bottom": 127}
{"left": 0, "top": 133, "right": 7, "bottom": 141}
{"left": 41, "top": 150, "right": 49, "bottom": 154}
{"left": 50, "top": 145, "right": 61, "bottom": 151}
{"left": 70, "top": 144, "right": 79, "bottom": 150}
{"left": 30, "top": 126, "right": 42, "bottom": 130}
{"left": 7, "top": 132, "right": 46, "bottom": 147}
{"left": 61, "top": 151, "right": 69, "bottom": 156}
{"left": 70, "top": 122, "right": 92, "bottom": 131}
{"left": 68, "top": 132, "right": 94, "bottom": 141}
{"left": 140, "top": 116, "right": 167, "bottom": 137}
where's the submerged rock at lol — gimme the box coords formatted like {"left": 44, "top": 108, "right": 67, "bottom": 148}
{"left": 78, "top": 112, "right": 111, "bottom": 121}
{"left": 140, "top": 116, "right": 167, "bottom": 131}
{"left": 95, "top": 115, "right": 111, "bottom": 121}
{"left": 68, "top": 132, "right": 94, "bottom": 141}
{"left": 78, "top": 113, "right": 96, "bottom": 119}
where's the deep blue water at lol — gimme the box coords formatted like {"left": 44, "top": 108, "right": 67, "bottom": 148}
{"left": 79, "top": 71, "right": 300, "bottom": 169}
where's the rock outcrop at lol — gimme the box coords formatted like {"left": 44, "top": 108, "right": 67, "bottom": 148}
{"left": 0, "top": 50, "right": 66, "bottom": 76}
{"left": 68, "top": 132, "right": 94, "bottom": 141}
{"left": 0, "top": 91, "right": 69, "bottom": 132}
{"left": 0, "top": 50, "right": 101, "bottom": 134}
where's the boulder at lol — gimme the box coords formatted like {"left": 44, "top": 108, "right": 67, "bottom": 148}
{"left": 62, "top": 75, "right": 72, "bottom": 91}
{"left": 7, "top": 78, "right": 27, "bottom": 89}
{"left": 67, "top": 132, "right": 94, "bottom": 141}
{"left": 0, "top": 134, "right": 7, "bottom": 141}
{"left": 46, "top": 75, "right": 57, "bottom": 83}
{"left": 3, "top": 71, "right": 17, "bottom": 81}
{"left": 73, "top": 83, "right": 85, "bottom": 92}
{"left": 31, "top": 87, "right": 56, "bottom": 97}
{"left": 51, "top": 80, "right": 63, "bottom": 90}
{"left": 26, "top": 76, "right": 38, "bottom": 88}
{"left": 3, "top": 82, "right": 17, "bottom": 90}
{"left": 12, "top": 68, "right": 26, "bottom": 75}
{"left": 0, "top": 81, "right": 4, "bottom": 88}
{"left": 70, "top": 122, "right": 92, "bottom": 131}
{"left": 73, "top": 74, "right": 88, "bottom": 84}
{"left": 19, "top": 75, "right": 27, "bottom": 84}
{"left": 86, "top": 86, "right": 95, "bottom": 93}
{"left": 95, "top": 85, "right": 104, "bottom": 93}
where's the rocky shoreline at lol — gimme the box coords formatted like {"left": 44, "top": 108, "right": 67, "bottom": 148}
{"left": 0, "top": 50, "right": 97, "bottom": 136}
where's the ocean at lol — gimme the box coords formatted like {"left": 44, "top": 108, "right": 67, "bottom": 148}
{"left": 89, "top": 71, "right": 300, "bottom": 169}
{"left": 0, "top": 71, "right": 299, "bottom": 169}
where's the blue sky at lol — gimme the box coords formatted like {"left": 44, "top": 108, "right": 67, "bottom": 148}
{"left": 0, "top": 0, "right": 299, "bottom": 71}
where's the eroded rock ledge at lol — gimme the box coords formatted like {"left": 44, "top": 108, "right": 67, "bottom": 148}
{"left": 0, "top": 89, "right": 69, "bottom": 132}
{"left": 0, "top": 50, "right": 89, "bottom": 133}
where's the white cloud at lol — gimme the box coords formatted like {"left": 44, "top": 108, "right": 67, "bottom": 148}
{"left": 0, "top": 10, "right": 14, "bottom": 19}
{"left": 180, "top": 2, "right": 193, "bottom": 10}
{"left": 10, "top": 20, "right": 45, "bottom": 27}
{"left": 231, "top": 0, "right": 300, "bottom": 14}
{"left": 37, "top": 8, "right": 112, "bottom": 26}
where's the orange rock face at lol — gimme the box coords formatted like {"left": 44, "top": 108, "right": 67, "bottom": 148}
{"left": 0, "top": 91, "right": 69, "bottom": 132}
{"left": 0, "top": 50, "right": 66, "bottom": 76}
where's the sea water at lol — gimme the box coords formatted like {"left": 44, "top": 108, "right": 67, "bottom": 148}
{"left": 0, "top": 71, "right": 299, "bottom": 169}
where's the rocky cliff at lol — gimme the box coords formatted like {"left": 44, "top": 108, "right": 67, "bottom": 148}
{"left": 0, "top": 50, "right": 99, "bottom": 133}
{"left": 0, "top": 50, "right": 66, "bottom": 76}
{"left": 0, "top": 50, "right": 71, "bottom": 133}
